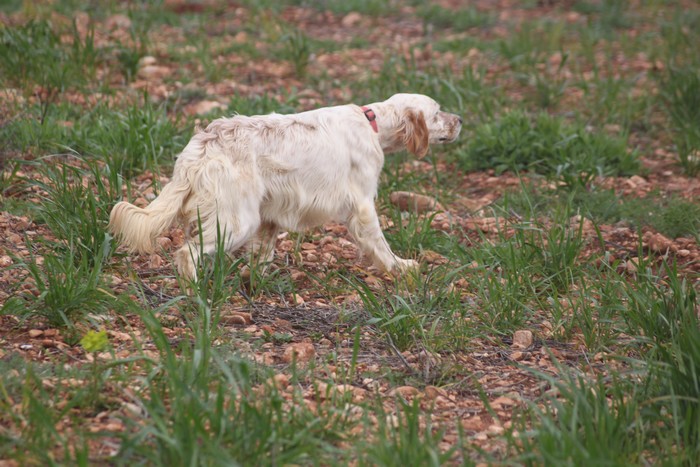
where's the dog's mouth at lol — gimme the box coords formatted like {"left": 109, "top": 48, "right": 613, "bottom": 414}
{"left": 438, "top": 135, "right": 457, "bottom": 143}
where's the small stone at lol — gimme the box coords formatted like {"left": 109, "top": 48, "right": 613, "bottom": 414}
{"left": 626, "top": 257, "right": 640, "bottom": 274}
{"left": 271, "top": 320, "right": 291, "bottom": 332}
{"left": 122, "top": 402, "right": 143, "bottom": 416}
{"left": 271, "top": 373, "right": 290, "bottom": 390}
{"left": 424, "top": 385, "right": 447, "bottom": 400}
{"left": 341, "top": 12, "right": 362, "bottom": 27}
{"left": 138, "top": 56, "right": 157, "bottom": 67}
{"left": 28, "top": 329, "right": 44, "bottom": 338}
{"left": 305, "top": 253, "right": 318, "bottom": 262}
{"left": 487, "top": 424, "right": 504, "bottom": 436}
{"left": 186, "top": 100, "right": 225, "bottom": 116}
{"left": 156, "top": 237, "right": 172, "bottom": 249}
{"left": 137, "top": 65, "right": 170, "bottom": 80}
{"left": 105, "top": 14, "right": 131, "bottom": 31}
{"left": 678, "top": 249, "right": 690, "bottom": 257}
{"left": 388, "top": 385, "right": 421, "bottom": 398}
{"left": 292, "top": 294, "right": 305, "bottom": 305}
{"left": 512, "top": 330, "right": 533, "bottom": 349}
{"left": 282, "top": 342, "right": 315, "bottom": 363}
{"left": 0, "top": 255, "right": 12, "bottom": 267}
{"left": 491, "top": 396, "right": 516, "bottom": 410}
{"left": 148, "top": 254, "right": 163, "bottom": 268}
{"left": 510, "top": 350, "right": 525, "bottom": 361}
{"left": 389, "top": 191, "right": 444, "bottom": 214}
{"left": 221, "top": 312, "right": 252, "bottom": 325}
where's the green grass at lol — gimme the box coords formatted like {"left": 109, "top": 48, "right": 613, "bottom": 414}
{"left": 509, "top": 261, "right": 700, "bottom": 465}
{"left": 0, "top": 20, "right": 99, "bottom": 91}
{"left": 457, "top": 111, "right": 639, "bottom": 186}
{"left": 498, "top": 185, "right": 700, "bottom": 240}
{"left": 1, "top": 1, "right": 699, "bottom": 465}
{"left": 3, "top": 235, "right": 114, "bottom": 331}
{"left": 417, "top": 4, "right": 495, "bottom": 31}
{"left": 659, "top": 65, "right": 700, "bottom": 176}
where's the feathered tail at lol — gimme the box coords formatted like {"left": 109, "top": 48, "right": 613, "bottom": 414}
{"left": 109, "top": 177, "right": 190, "bottom": 254}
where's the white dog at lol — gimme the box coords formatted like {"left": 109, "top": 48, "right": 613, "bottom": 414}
{"left": 109, "top": 93, "right": 462, "bottom": 279}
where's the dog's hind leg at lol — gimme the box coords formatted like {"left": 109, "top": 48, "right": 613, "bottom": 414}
{"left": 174, "top": 158, "right": 263, "bottom": 281}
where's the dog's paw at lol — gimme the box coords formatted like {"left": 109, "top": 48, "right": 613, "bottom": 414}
{"left": 392, "top": 258, "right": 420, "bottom": 275}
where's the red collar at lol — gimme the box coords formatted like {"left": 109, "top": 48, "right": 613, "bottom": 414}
{"left": 361, "top": 106, "right": 378, "bottom": 133}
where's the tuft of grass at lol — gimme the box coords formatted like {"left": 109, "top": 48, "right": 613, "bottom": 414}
{"left": 658, "top": 65, "right": 700, "bottom": 176}
{"left": 0, "top": 360, "right": 94, "bottom": 465}
{"left": 76, "top": 99, "right": 189, "bottom": 177}
{"left": 500, "top": 184, "right": 699, "bottom": 241}
{"left": 417, "top": 4, "right": 494, "bottom": 31}
{"left": 359, "top": 400, "right": 459, "bottom": 466}
{"left": 347, "top": 264, "right": 476, "bottom": 354}
{"left": 227, "top": 92, "right": 300, "bottom": 116}
{"left": 510, "top": 262, "right": 700, "bottom": 464}
{"left": 288, "top": 0, "right": 392, "bottom": 16}
{"left": 509, "top": 367, "right": 654, "bottom": 465}
{"left": 0, "top": 20, "right": 100, "bottom": 122}
{"left": 457, "top": 111, "right": 638, "bottom": 186}
{"left": 116, "top": 297, "right": 352, "bottom": 465}
{"left": 5, "top": 235, "right": 114, "bottom": 330}
{"left": 114, "top": 44, "right": 144, "bottom": 83}
{"left": 28, "top": 160, "right": 118, "bottom": 266}
{"left": 0, "top": 102, "right": 75, "bottom": 156}
{"left": 574, "top": 0, "right": 632, "bottom": 33}
{"left": 280, "top": 28, "right": 311, "bottom": 78}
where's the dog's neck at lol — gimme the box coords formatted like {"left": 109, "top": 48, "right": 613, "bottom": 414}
{"left": 363, "top": 101, "right": 405, "bottom": 154}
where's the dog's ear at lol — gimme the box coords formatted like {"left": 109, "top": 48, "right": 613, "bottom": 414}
{"left": 400, "top": 109, "right": 429, "bottom": 158}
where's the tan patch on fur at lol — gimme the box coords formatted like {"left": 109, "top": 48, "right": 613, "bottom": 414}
{"left": 401, "top": 110, "right": 430, "bottom": 158}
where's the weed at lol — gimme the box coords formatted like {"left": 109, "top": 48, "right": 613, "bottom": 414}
{"left": 227, "top": 92, "right": 300, "bottom": 116}
{"left": 288, "top": 0, "right": 392, "bottom": 16}
{"left": 9, "top": 235, "right": 113, "bottom": 329}
{"left": 658, "top": 65, "right": 700, "bottom": 175}
{"left": 417, "top": 4, "right": 494, "bottom": 31}
{"left": 621, "top": 261, "right": 697, "bottom": 352}
{"left": 115, "top": 44, "right": 143, "bottom": 83}
{"left": 575, "top": 0, "right": 632, "bottom": 33}
{"left": 27, "top": 159, "right": 116, "bottom": 266}
{"left": 0, "top": 20, "right": 100, "bottom": 122}
{"left": 280, "top": 28, "right": 311, "bottom": 78}
{"left": 348, "top": 264, "right": 477, "bottom": 353}
{"left": 652, "top": 286, "right": 700, "bottom": 460}
{"left": 383, "top": 211, "right": 452, "bottom": 259}
{"left": 77, "top": 99, "right": 189, "bottom": 176}
{"left": 573, "top": 276, "right": 627, "bottom": 352}
{"left": 0, "top": 103, "right": 74, "bottom": 155}
{"left": 509, "top": 367, "right": 653, "bottom": 465}
{"left": 359, "top": 400, "right": 458, "bottom": 466}
{"left": 457, "top": 110, "right": 638, "bottom": 185}
{"left": 116, "top": 299, "right": 352, "bottom": 465}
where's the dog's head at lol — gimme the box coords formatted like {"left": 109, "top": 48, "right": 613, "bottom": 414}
{"left": 385, "top": 93, "right": 462, "bottom": 158}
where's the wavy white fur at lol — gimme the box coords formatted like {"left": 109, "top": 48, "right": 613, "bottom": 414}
{"left": 109, "top": 93, "right": 462, "bottom": 279}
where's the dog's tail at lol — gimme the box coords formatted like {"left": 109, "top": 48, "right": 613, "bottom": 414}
{"left": 109, "top": 177, "right": 190, "bottom": 254}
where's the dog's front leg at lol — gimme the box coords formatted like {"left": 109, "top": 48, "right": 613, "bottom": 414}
{"left": 240, "top": 221, "right": 278, "bottom": 283}
{"left": 348, "top": 201, "right": 419, "bottom": 275}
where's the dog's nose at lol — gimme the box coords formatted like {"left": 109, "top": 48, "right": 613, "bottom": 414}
{"left": 458, "top": 116, "right": 463, "bottom": 124}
